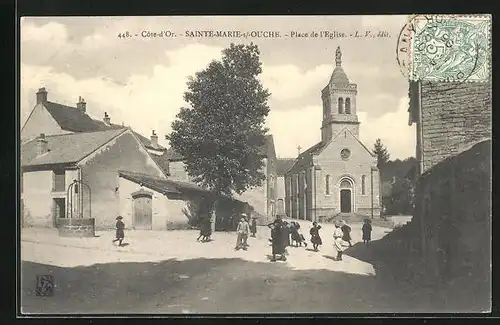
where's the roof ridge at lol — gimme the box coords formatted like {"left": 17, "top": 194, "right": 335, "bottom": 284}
{"left": 41, "top": 128, "right": 125, "bottom": 138}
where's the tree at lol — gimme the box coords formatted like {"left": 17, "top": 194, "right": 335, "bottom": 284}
{"left": 167, "top": 43, "right": 271, "bottom": 198}
{"left": 373, "top": 138, "right": 390, "bottom": 169}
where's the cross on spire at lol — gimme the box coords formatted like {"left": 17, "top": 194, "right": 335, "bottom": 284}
{"left": 297, "top": 145, "right": 302, "bottom": 155}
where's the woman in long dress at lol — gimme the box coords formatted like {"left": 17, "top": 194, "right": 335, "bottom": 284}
{"left": 333, "top": 221, "right": 345, "bottom": 260}
{"left": 268, "top": 217, "right": 286, "bottom": 261}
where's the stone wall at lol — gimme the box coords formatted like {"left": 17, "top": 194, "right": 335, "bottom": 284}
{"left": 414, "top": 139, "right": 491, "bottom": 287}
{"left": 420, "top": 82, "right": 491, "bottom": 173}
{"left": 57, "top": 218, "right": 95, "bottom": 237}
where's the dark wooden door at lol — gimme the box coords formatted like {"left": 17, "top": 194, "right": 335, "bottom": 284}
{"left": 340, "top": 189, "right": 351, "bottom": 213}
{"left": 134, "top": 196, "right": 152, "bottom": 230}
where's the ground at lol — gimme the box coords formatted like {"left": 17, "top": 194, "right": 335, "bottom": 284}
{"left": 21, "top": 217, "right": 470, "bottom": 314}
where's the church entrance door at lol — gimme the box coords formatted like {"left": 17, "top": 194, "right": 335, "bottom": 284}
{"left": 340, "top": 189, "right": 352, "bottom": 213}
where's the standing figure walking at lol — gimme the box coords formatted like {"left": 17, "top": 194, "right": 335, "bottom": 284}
{"left": 250, "top": 216, "right": 257, "bottom": 237}
{"left": 112, "top": 216, "right": 125, "bottom": 246}
{"left": 362, "top": 219, "right": 372, "bottom": 244}
{"left": 309, "top": 221, "right": 322, "bottom": 252}
{"left": 333, "top": 221, "right": 345, "bottom": 260}
{"left": 235, "top": 214, "right": 250, "bottom": 250}
{"left": 268, "top": 216, "right": 286, "bottom": 261}
{"left": 341, "top": 221, "right": 353, "bottom": 247}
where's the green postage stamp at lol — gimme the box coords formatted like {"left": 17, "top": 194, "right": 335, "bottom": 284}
{"left": 410, "top": 15, "right": 491, "bottom": 82}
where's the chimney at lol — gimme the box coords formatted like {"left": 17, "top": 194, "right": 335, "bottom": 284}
{"left": 76, "top": 96, "right": 86, "bottom": 114}
{"left": 36, "top": 133, "right": 49, "bottom": 155}
{"left": 36, "top": 87, "right": 48, "bottom": 104}
{"left": 103, "top": 112, "right": 111, "bottom": 125}
{"left": 151, "top": 130, "right": 158, "bottom": 147}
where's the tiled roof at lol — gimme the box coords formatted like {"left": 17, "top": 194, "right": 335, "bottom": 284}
{"left": 43, "top": 101, "right": 165, "bottom": 150}
{"left": 276, "top": 158, "right": 296, "bottom": 176}
{"left": 118, "top": 170, "right": 211, "bottom": 195}
{"left": 21, "top": 129, "right": 126, "bottom": 168}
{"left": 150, "top": 152, "right": 170, "bottom": 176}
{"left": 329, "top": 66, "right": 350, "bottom": 85}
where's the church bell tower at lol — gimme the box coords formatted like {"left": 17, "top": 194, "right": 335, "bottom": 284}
{"left": 321, "top": 47, "right": 360, "bottom": 142}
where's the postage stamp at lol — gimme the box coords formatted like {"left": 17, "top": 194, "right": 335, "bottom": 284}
{"left": 410, "top": 14, "right": 491, "bottom": 82}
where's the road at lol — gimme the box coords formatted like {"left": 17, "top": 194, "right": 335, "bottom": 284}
{"left": 20, "top": 222, "right": 447, "bottom": 314}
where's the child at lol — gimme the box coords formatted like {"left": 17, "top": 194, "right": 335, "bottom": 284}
{"left": 309, "top": 221, "right": 322, "bottom": 252}
{"left": 362, "top": 219, "right": 372, "bottom": 244}
{"left": 250, "top": 216, "right": 257, "bottom": 237}
{"left": 341, "top": 221, "right": 353, "bottom": 247}
{"left": 235, "top": 214, "right": 250, "bottom": 250}
{"left": 113, "top": 216, "right": 125, "bottom": 246}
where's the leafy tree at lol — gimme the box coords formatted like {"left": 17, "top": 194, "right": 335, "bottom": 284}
{"left": 167, "top": 43, "right": 271, "bottom": 197}
{"left": 373, "top": 138, "right": 390, "bottom": 169}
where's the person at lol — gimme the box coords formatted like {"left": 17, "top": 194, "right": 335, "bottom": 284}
{"left": 268, "top": 216, "right": 286, "bottom": 261}
{"left": 362, "top": 219, "right": 372, "bottom": 244}
{"left": 290, "top": 222, "right": 307, "bottom": 247}
{"left": 282, "top": 221, "right": 291, "bottom": 248}
{"left": 309, "top": 221, "right": 322, "bottom": 252}
{"left": 112, "top": 216, "right": 125, "bottom": 246}
{"left": 333, "top": 221, "right": 345, "bottom": 260}
{"left": 250, "top": 216, "right": 257, "bottom": 237}
{"left": 235, "top": 214, "right": 250, "bottom": 250}
{"left": 341, "top": 220, "right": 353, "bottom": 247}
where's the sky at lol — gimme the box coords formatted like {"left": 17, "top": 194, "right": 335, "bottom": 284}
{"left": 20, "top": 15, "right": 416, "bottom": 160}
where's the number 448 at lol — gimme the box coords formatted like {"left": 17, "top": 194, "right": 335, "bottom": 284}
{"left": 118, "top": 32, "right": 131, "bottom": 38}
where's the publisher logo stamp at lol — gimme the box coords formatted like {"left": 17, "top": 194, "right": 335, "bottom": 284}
{"left": 36, "top": 275, "right": 54, "bottom": 297}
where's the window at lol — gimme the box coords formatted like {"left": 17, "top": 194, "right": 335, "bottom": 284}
{"left": 341, "top": 148, "right": 351, "bottom": 160}
{"left": 325, "top": 175, "right": 330, "bottom": 195}
{"left": 338, "top": 97, "right": 344, "bottom": 114}
{"left": 345, "top": 98, "right": 351, "bottom": 114}
{"left": 340, "top": 179, "right": 352, "bottom": 188}
{"left": 53, "top": 169, "right": 66, "bottom": 192}
{"left": 361, "top": 175, "right": 366, "bottom": 195}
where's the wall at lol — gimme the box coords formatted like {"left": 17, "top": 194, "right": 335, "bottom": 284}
{"left": 21, "top": 104, "right": 71, "bottom": 142}
{"left": 22, "top": 171, "right": 53, "bottom": 227}
{"left": 315, "top": 129, "right": 380, "bottom": 217}
{"left": 118, "top": 177, "right": 189, "bottom": 230}
{"left": 80, "top": 130, "right": 166, "bottom": 229}
{"left": 420, "top": 82, "right": 491, "bottom": 173}
{"left": 276, "top": 176, "right": 285, "bottom": 201}
{"left": 414, "top": 140, "right": 491, "bottom": 286}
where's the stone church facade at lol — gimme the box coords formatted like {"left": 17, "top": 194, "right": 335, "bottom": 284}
{"left": 284, "top": 47, "right": 381, "bottom": 221}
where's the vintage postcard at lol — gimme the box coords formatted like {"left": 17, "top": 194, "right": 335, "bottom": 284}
{"left": 19, "top": 15, "right": 492, "bottom": 314}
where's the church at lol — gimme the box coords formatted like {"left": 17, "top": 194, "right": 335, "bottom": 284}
{"left": 284, "top": 47, "right": 381, "bottom": 221}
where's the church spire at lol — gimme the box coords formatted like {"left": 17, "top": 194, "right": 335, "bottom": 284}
{"left": 335, "top": 46, "right": 342, "bottom": 66}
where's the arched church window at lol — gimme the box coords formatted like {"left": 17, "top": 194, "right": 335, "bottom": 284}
{"left": 361, "top": 175, "right": 366, "bottom": 195}
{"left": 345, "top": 98, "right": 351, "bottom": 114}
{"left": 325, "top": 175, "right": 331, "bottom": 195}
{"left": 338, "top": 97, "right": 344, "bottom": 114}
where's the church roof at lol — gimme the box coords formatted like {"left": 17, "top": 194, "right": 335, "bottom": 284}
{"left": 329, "top": 46, "right": 351, "bottom": 85}
{"left": 276, "top": 158, "right": 296, "bottom": 176}
{"left": 329, "top": 66, "right": 350, "bottom": 85}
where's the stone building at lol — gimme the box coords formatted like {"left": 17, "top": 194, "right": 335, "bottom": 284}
{"left": 284, "top": 47, "right": 381, "bottom": 221}
{"left": 407, "top": 80, "right": 491, "bottom": 298}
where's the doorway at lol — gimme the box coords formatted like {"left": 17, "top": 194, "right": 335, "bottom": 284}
{"left": 53, "top": 198, "right": 66, "bottom": 227}
{"left": 340, "top": 189, "right": 352, "bottom": 213}
{"left": 132, "top": 189, "right": 153, "bottom": 230}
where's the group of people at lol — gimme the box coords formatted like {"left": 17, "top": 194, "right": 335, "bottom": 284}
{"left": 266, "top": 216, "right": 373, "bottom": 262}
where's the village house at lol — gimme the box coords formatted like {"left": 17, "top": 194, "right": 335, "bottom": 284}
{"left": 275, "top": 158, "right": 296, "bottom": 215}
{"left": 407, "top": 80, "right": 491, "bottom": 287}
{"left": 164, "top": 134, "right": 279, "bottom": 225}
{"left": 284, "top": 47, "right": 381, "bottom": 222}
{"left": 20, "top": 88, "right": 222, "bottom": 232}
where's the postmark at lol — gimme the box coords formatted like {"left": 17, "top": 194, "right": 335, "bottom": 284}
{"left": 409, "top": 15, "right": 491, "bottom": 82}
{"left": 35, "top": 275, "right": 54, "bottom": 297}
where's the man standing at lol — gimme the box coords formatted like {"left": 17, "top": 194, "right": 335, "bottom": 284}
{"left": 235, "top": 213, "right": 250, "bottom": 251}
